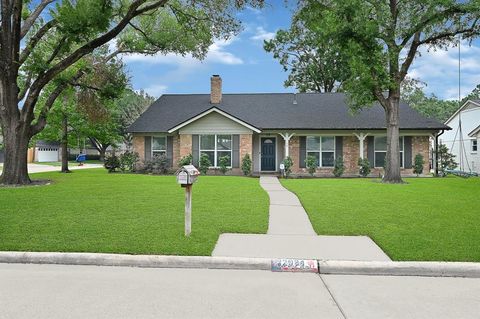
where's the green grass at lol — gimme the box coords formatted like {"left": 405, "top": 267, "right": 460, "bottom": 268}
{"left": 0, "top": 170, "right": 269, "bottom": 256}
{"left": 281, "top": 177, "right": 480, "bottom": 262}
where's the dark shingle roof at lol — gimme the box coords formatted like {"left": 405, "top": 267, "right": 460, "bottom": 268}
{"left": 128, "top": 93, "right": 449, "bottom": 133}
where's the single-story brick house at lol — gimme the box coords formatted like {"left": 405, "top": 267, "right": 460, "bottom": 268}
{"left": 128, "top": 75, "right": 450, "bottom": 176}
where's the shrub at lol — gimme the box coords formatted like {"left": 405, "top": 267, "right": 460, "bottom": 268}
{"left": 305, "top": 155, "right": 317, "bottom": 176}
{"left": 218, "top": 155, "right": 230, "bottom": 175}
{"left": 198, "top": 153, "right": 211, "bottom": 175}
{"left": 282, "top": 156, "right": 293, "bottom": 178}
{"left": 413, "top": 153, "right": 425, "bottom": 176}
{"left": 178, "top": 153, "right": 193, "bottom": 167}
{"left": 241, "top": 153, "right": 252, "bottom": 176}
{"left": 119, "top": 151, "right": 139, "bottom": 172}
{"left": 104, "top": 155, "right": 120, "bottom": 173}
{"left": 358, "top": 157, "right": 371, "bottom": 177}
{"left": 144, "top": 154, "right": 169, "bottom": 174}
{"left": 435, "top": 143, "right": 457, "bottom": 175}
{"left": 333, "top": 156, "right": 345, "bottom": 177}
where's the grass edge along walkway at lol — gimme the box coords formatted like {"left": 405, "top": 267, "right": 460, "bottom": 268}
{"left": 0, "top": 169, "right": 269, "bottom": 256}
{"left": 281, "top": 177, "right": 480, "bottom": 262}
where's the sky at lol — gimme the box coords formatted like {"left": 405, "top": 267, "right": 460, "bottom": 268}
{"left": 122, "top": 2, "right": 480, "bottom": 101}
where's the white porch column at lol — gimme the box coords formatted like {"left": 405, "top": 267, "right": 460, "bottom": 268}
{"left": 353, "top": 133, "right": 369, "bottom": 159}
{"left": 279, "top": 133, "right": 295, "bottom": 157}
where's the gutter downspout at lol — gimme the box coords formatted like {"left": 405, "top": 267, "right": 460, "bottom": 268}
{"left": 435, "top": 130, "right": 445, "bottom": 177}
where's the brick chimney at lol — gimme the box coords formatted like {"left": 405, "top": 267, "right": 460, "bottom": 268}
{"left": 210, "top": 75, "right": 222, "bottom": 104}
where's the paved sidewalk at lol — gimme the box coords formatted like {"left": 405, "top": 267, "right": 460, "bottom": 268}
{"left": 2, "top": 263, "right": 480, "bottom": 319}
{"left": 0, "top": 263, "right": 343, "bottom": 319}
{"left": 213, "top": 176, "right": 390, "bottom": 261}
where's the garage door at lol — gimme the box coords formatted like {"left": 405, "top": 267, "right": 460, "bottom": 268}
{"left": 37, "top": 148, "right": 59, "bottom": 162}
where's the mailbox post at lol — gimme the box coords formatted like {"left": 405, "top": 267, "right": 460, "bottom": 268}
{"left": 176, "top": 165, "right": 200, "bottom": 236}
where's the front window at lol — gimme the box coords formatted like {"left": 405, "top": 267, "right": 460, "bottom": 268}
{"left": 472, "top": 139, "right": 478, "bottom": 153}
{"left": 199, "top": 134, "right": 232, "bottom": 167}
{"left": 152, "top": 136, "right": 167, "bottom": 156}
{"left": 374, "top": 136, "right": 404, "bottom": 168}
{"left": 306, "top": 136, "right": 335, "bottom": 167}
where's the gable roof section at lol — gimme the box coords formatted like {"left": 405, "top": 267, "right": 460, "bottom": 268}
{"left": 127, "top": 93, "right": 450, "bottom": 133}
{"left": 469, "top": 124, "right": 480, "bottom": 137}
{"left": 167, "top": 107, "right": 261, "bottom": 133}
{"left": 445, "top": 99, "right": 480, "bottom": 124}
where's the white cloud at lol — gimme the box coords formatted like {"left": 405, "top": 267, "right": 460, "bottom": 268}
{"left": 250, "top": 26, "right": 276, "bottom": 42}
{"left": 407, "top": 40, "right": 480, "bottom": 100}
{"left": 122, "top": 38, "right": 243, "bottom": 66}
{"left": 142, "top": 84, "right": 168, "bottom": 97}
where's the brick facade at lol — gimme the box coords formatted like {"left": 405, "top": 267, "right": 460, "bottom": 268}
{"left": 288, "top": 136, "right": 300, "bottom": 172}
{"left": 179, "top": 134, "right": 192, "bottom": 160}
{"left": 132, "top": 135, "right": 145, "bottom": 162}
{"left": 172, "top": 133, "right": 180, "bottom": 167}
{"left": 286, "top": 135, "right": 431, "bottom": 177}
{"left": 412, "top": 136, "right": 431, "bottom": 174}
{"left": 343, "top": 136, "right": 363, "bottom": 174}
{"left": 239, "top": 134, "right": 253, "bottom": 162}
{"left": 132, "top": 132, "right": 432, "bottom": 176}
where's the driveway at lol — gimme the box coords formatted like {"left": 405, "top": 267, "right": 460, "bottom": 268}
{"left": 0, "top": 163, "right": 103, "bottom": 175}
{"left": 1, "top": 263, "right": 479, "bottom": 319}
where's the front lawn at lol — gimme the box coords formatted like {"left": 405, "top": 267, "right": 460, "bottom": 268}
{"left": 0, "top": 170, "right": 269, "bottom": 256}
{"left": 281, "top": 177, "right": 480, "bottom": 262}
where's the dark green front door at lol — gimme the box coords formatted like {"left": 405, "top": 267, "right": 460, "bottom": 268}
{"left": 261, "top": 137, "right": 276, "bottom": 171}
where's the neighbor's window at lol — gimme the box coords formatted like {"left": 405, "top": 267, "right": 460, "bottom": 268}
{"left": 199, "top": 134, "right": 232, "bottom": 167}
{"left": 306, "top": 136, "right": 335, "bottom": 167}
{"left": 152, "top": 136, "right": 167, "bottom": 156}
{"left": 374, "top": 136, "right": 404, "bottom": 168}
{"left": 472, "top": 139, "right": 478, "bottom": 152}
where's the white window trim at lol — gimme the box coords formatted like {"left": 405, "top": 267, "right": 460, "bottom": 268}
{"left": 374, "top": 136, "right": 404, "bottom": 168}
{"left": 306, "top": 136, "right": 336, "bottom": 168}
{"left": 199, "top": 134, "right": 233, "bottom": 168}
{"left": 151, "top": 136, "right": 167, "bottom": 157}
{"left": 472, "top": 139, "right": 478, "bottom": 153}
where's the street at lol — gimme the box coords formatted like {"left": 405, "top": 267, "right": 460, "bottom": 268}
{"left": 1, "top": 263, "right": 479, "bottom": 319}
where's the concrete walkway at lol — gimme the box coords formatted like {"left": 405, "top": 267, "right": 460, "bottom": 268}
{"left": 0, "top": 163, "right": 103, "bottom": 175}
{"left": 261, "top": 176, "right": 316, "bottom": 235}
{"left": 213, "top": 176, "right": 390, "bottom": 261}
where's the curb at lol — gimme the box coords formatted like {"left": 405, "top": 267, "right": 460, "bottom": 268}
{"left": 1, "top": 252, "right": 480, "bottom": 278}
{"left": 0, "top": 252, "right": 271, "bottom": 271}
{"left": 318, "top": 260, "right": 480, "bottom": 278}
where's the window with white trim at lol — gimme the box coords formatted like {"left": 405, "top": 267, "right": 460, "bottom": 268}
{"left": 374, "top": 136, "right": 404, "bottom": 168}
{"left": 472, "top": 139, "right": 478, "bottom": 153}
{"left": 152, "top": 136, "right": 167, "bottom": 157}
{"left": 199, "top": 134, "right": 232, "bottom": 167}
{"left": 306, "top": 136, "right": 335, "bottom": 167}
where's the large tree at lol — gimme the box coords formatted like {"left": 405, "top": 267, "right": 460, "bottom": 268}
{"left": 0, "top": 0, "right": 262, "bottom": 185}
{"left": 264, "top": 15, "right": 349, "bottom": 92}
{"left": 116, "top": 89, "right": 155, "bottom": 149}
{"left": 300, "top": 0, "right": 480, "bottom": 183}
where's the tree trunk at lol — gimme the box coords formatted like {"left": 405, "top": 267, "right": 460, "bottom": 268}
{"left": 0, "top": 127, "right": 31, "bottom": 185}
{"left": 60, "top": 112, "right": 70, "bottom": 173}
{"left": 383, "top": 99, "right": 403, "bottom": 183}
{"left": 99, "top": 148, "right": 107, "bottom": 162}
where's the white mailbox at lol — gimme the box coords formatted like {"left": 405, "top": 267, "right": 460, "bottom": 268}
{"left": 176, "top": 165, "right": 200, "bottom": 186}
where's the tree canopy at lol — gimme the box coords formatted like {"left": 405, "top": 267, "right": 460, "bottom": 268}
{"left": 264, "top": 14, "right": 349, "bottom": 92}
{"left": 297, "top": 0, "right": 480, "bottom": 182}
{"left": 0, "top": 0, "right": 263, "bottom": 184}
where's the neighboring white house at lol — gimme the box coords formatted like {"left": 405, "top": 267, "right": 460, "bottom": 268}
{"left": 442, "top": 99, "right": 480, "bottom": 173}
